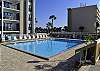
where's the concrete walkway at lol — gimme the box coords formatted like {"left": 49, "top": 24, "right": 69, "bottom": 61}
{"left": 79, "top": 60, "right": 100, "bottom": 71}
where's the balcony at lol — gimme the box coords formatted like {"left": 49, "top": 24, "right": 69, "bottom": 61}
{"left": 3, "top": 23, "right": 20, "bottom": 31}
{"left": 3, "top": 12, "right": 19, "bottom": 21}
{"left": 0, "top": 1, "right": 20, "bottom": 10}
{"left": 3, "top": 1, "right": 20, "bottom": 10}
{"left": 0, "top": 22, "right": 20, "bottom": 33}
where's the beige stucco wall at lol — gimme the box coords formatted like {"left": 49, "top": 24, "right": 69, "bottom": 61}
{"left": 68, "top": 5, "right": 97, "bottom": 33}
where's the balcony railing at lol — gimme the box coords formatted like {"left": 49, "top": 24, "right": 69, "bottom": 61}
{"left": 3, "top": 1, "right": 20, "bottom": 10}
{"left": 3, "top": 12, "right": 19, "bottom": 20}
{"left": 3, "top": 23, "right": 20, "bottom": 31}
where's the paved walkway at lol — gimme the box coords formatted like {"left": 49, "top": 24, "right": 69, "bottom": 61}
{"left": 79, "top": 60, "right": 100, "bottom": 71}
{"left": 0, "top": 45, "right": 50, "bottom": 71}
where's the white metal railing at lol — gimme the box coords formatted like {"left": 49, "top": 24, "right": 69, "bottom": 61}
{"left": 52, "top": 32, "right": 98, "bottom": 35}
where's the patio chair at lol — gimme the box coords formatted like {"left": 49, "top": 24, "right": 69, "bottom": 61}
{"left": 13, "top": 36, "right": 17, "bottom": 41}
{"left": 28, "top": 35, "right": 31, "bottom": 39}
{"left": 19, "top": 35, "right": 23, "bottom": 40}
{"left": 36, "top": 34, "right": 39, "bottom": 39}
{"left": 32, "top": 35, "right": 35, "bottom": 39}
{"left": 39, "top": 35, "right": 43, "bottom": 39}
{"left": 42, "top": 35, "right": 45, "bottom": 39}
{"left": 11, "top": 35, "right": 14, "bottom": 41}
{"left": 23, "top": 35, "right": 27, "bottom": 40}
{"left": 8, "top": 35, "right": 11, "bottom": 41}
{"left": 45, "top": 35, "right": 48, "bottom": 38}
{"left": 16, "top": 35, "right": 20, "bottom": 40}
{"left": 45, "top": 35, "right": 48, "bottom": 39}
{"left": 2, "top": 35, "right": 5, "bottom": 42}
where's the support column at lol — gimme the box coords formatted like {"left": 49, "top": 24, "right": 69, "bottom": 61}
{"left": 80, "top": 50, "right": 82, "bottom": 65}
{"left": 20, "top": 0, "right": 24, "bottom": 34}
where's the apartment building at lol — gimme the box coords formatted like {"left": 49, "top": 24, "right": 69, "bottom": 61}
{"left": 0, "top": 0, "right": 20, "bottom": 37}
{"left": 0, "top": 0, "right": 35, "bottom": 37}
{"left": 68, "top": 5, "right": 100, "bottom": 33}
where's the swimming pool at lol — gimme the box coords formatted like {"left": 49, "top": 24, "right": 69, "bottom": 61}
{"left": 7, "top": 39, "right": 83, "bottom": 58}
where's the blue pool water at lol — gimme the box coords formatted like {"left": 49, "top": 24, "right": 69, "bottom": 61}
{"left": 8, "top": 39, "right": 83, "bottom": 58}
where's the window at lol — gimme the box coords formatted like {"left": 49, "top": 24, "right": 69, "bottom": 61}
{"left": 29, "top": 5, "right": 32, "bottom": 11}
{"left": 28, "top": 24, "right": 32, "bottom": 30}
{"left": 29, "top": 14, "right": 32, "bottom": 21}
{"left": 29, "top": 0, "right": 32, "bottom": 2}
{"left": 17, "top": 3, "right": 20, "bottom": 10}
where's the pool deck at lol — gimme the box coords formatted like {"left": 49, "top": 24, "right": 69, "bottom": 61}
{"left": 78, "top": 60, "right": 100, "bottom": 71}
{"left": 0, "top": 42, "right": 93, "bottom": 71}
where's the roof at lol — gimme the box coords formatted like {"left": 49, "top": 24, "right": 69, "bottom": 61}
{"left": 68, "top": 5, "right": 97, "bottom": 10}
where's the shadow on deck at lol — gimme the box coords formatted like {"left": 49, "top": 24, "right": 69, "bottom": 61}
{"left": 27, "top": 53, "right": 81, "bottom": 71}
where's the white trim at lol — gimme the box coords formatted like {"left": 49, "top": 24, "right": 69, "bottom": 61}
{"left": 96, "top": 56, "right": 99, "bottom": 62}
{"left": 3, "top": 19, "right": 20, "bottom": 22}
{"left": 1, "top": 0, "right": 4, "bottom": 40}
{"left": 3, "top": 7, "right": 20, "bottom": 12}
{"left": 2, "top": 31, "right": 20, "bottom": 33}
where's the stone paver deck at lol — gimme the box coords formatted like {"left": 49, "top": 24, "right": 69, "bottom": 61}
{"left": 79, "top": 60, "right": 100, "bottom": 71}
{"left": 0, "top": 42, "right": 90, "bottom": 71}
{"left": 0, "top": 44, "right": 78, "bottom": 71}
{"left": 0, "top": 45, "right": 49, "bottom": 71}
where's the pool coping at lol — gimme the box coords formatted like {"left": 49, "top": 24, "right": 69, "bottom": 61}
{"left": 2, "top": 44, "right": 49, "bottom": 60}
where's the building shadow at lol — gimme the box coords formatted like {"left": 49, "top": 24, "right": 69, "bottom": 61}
{"left": 46, "top": 42, "right": 97, "bottom": 71}
{"left": 46, "top": 53, "right": 81, "bottom": 71}
{"left": 27, "top": 53, "right": 81, "bottom": 71}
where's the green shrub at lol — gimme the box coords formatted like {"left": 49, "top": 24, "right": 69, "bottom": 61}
{"left": 84, "top": 35, "right": 95, "bottom": 42}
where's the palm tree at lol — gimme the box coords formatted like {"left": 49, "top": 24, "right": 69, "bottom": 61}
{"left": 46, "top": 22, "right": 52, "bottom": 33}
{"left": 35, "top": 17, "right": 38, "bottom": 33}
{"left": 49, "top": 15, "right": 56, "bottom": 29}
{"left": 63, "top": 26, "right": 69, "bottom": 32}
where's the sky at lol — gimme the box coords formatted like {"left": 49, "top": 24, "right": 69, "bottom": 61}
{"left": 36, "top": 0, "right": 100, "bottom": 28}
